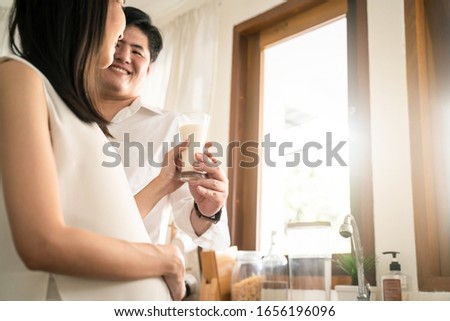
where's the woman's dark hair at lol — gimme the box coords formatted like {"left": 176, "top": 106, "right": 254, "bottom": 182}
{"left": 9, "top": 0, "right": 111, "bottom": 134}
{"left": 124, "top": 7, "right": 163, "bottom": 63}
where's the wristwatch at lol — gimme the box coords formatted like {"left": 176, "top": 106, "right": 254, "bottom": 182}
{"left": 194, "top": 202, "right": 222, "bottom": 224}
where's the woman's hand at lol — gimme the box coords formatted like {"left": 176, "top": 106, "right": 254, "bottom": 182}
{"left": 159, "top": 244, "right": 186, "bottom": 301}
{"left": 156, "top": 141, "right": 188, "bottom": 195}
{"left": 134, "top": 142, "right": 188, "bottom": 218}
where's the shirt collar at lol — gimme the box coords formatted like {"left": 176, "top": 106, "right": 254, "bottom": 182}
{"left": 110, "top": 97, "right": 163, "bottom": 123}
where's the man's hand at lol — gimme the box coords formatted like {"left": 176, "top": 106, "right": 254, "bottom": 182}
{"left": 187, "top": 144, "right": 228, "bottom": 216}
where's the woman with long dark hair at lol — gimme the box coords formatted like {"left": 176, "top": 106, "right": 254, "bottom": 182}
{"left": 0, "top": 0, "right": 185, "bottom": 300}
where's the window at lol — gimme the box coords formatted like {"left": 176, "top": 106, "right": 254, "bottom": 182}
{"left": 260, "top": 18, "right": 350, "bottom": 254}
{"left": 227, "top": 0, "right": 374, "bottom": 285}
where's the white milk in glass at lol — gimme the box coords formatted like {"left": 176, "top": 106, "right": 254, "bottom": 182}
{"left": 178, "top": 112, "right": 210, "bottom": 181}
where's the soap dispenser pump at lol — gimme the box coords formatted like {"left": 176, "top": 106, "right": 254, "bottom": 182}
{"left": 381, "top": 251, "right": 409, "bottom": 301}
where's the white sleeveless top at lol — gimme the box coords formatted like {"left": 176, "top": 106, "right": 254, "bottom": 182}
{"left": 0, "top": 56, "right": 172, "bottom": 300}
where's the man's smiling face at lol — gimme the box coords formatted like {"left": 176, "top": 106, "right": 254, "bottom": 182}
{"left": 99, "top": 25, "right": 152, "bottom": 99}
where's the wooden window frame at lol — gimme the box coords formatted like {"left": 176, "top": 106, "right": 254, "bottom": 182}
{"left": 405, "top": 0, "right": 450, "bottom": 292}
{"left": 227, "top": 0, "right": 374, "bottom": 285}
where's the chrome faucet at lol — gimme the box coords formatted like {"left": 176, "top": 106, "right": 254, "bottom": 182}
{"left": 339, "top": 214, "right": 371, "bottom": 301}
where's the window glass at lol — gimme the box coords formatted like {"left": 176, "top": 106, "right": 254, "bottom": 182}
{"left": 259, "top": 18, "right": 350, "bottom": 254}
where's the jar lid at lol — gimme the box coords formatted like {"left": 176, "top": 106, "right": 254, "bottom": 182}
{"left": 237, "top": 250, "right": 262, "bottom": 261}
{"left": 287, "top": 221, "right": 331, "bottom": 229}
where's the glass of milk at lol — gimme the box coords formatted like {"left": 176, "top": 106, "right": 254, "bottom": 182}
{"left": 178, "top": 112, "right": 210, "bottom": 181}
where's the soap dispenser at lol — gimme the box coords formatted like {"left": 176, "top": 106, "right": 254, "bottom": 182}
{"left": 381, "top": 251, "right": 409, "bottom": 301}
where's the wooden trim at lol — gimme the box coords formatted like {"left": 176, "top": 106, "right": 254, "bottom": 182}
{"left": 234, "top": 0, "right": 326, "bottom": 36}
{"left": 404, "top": 0, "right": 437, "bottom": 291}
{"left": 260, "top": 0, "right": 347, "bottom": 48}
{"left": 346, "top": 0, "right": 375, "bottom": 287}
{"left": 227, "top": 31, "right": 261, "bottom": 249}
{"left": 227, "top": 28, "right": 246, "bottom": 248}
{"left": 405, "top": 0, "right": 450, "bottom": 291}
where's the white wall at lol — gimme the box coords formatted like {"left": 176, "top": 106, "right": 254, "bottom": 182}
{"left": 367, "top": 0, "right": 417, "bottom": 298}
{"left": 0, "top": 0, "right": 11, "bottom": 7}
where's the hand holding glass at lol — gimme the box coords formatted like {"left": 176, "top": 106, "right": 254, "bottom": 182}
{"left": 178, "top": 112, "right": 210, "bottom": 182}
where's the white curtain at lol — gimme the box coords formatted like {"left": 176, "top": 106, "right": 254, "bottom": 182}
{"left": 142, "top": 0, "right": 219, "bottom": 114}
{"left": 0, "top": 6, "right": 10, "bottom": 55}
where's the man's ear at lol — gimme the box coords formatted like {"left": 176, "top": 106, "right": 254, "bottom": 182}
{"left": 147, "top": 63, "right": 152, "bottom": 75}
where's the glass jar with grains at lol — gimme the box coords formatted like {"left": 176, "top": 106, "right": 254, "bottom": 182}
{"left": 231, "top": 251, "right": 263, "bottom": 301}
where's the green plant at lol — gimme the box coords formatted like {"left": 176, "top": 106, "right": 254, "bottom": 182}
{"left": 334, "top": 253, "right": 377, "bottom": 285}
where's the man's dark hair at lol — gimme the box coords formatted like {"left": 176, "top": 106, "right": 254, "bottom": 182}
{"left": 124, "top": 7, "right": 163, "bottom": 63}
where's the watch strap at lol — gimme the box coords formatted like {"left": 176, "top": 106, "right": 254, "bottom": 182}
{"left": 194, "top": 202, "right": 222, "bottom": 224}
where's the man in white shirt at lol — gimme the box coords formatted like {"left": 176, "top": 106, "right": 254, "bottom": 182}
{"left": 99, "top": 6, "right": 230, "bottom": 250}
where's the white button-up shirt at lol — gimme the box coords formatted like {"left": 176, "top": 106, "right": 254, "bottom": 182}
{"left": 107, "top": 98, "right": 230, "bottom": 250}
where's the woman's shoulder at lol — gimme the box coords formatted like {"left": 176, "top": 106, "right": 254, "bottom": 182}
{"left": 0, "top": 57, "right": 48, "bottom": 119}
{"left": 0, "top": 57, "right": 44, "bottom": 92}
{"left": 0, "top": 57, "right": 42, "bottom": 80}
